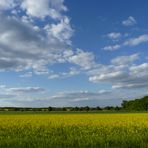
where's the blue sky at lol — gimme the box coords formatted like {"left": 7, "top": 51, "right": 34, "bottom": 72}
{"left": 0, "top": 0, "right": 148, "bottom": 107}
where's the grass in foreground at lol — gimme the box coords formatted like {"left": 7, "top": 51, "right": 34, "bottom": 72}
{"left": 0, "top": 113, "right": 148, "bottom": 148}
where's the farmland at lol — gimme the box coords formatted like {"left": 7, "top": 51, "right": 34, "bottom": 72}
{"left": 0, "top": 113, "right": 148, "bottom": 148}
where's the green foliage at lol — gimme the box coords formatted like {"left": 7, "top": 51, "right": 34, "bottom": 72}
{"left": 122, "top": 96, "right": 148, "bottom": 111}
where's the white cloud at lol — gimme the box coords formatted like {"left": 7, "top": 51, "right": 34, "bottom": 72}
{"left": 21, "top": 0, "right": 67, "bottom": 19}
{"left": 0, "top": 0, "right": 96, "bottom": 79}
{"left": 0, "top": 9, "right": 95, "bottom": 79}
{"left": 48, "top": 67, "right": 80, "bottom": 79}
{"left": 0, "top": 85, "right": 45, "bottom": 94}
{"left": 0, "top": 0, "right": 75, "bottom": 75}
{"left": 89, "top": 71, "right": 127, "bottom": 82}
{"left": 89, "top": 66, "right": 148, "bottom": 89}
{"left": 9, "top": 87, "right": 45, "bottom": 93}
{"left": 103, "top": 34, "right": 148, "bottom": 51}
{"left": 130, "top": 63, "right": 148, "bottom": 76}
{"left": 45, "top": 16, "right": 73, "bottom": 45}
{"left": 124, "top": 34, "right": 148, "bottom": 46}
{"left": 103, "top": 44, "right": 121, "bottom": 51}
{"left": 88, "top": 54, "right": 148, "bottom": 89}
{"left": 111, "top": 53, "right": 139, "bottom": 65}
{"left": 107, "top": 32, "right": 121, "bottom": 40}
{"left": 68, "top": 49, "right": 96, "bottom": 70}
{"left": 122, "top": 16, "right": 137, "bottom": 26}
{"left": 0, "top": 15, "right": 49, "bottom": 72}
{"left": 112, "top": 83, "right": 148, "bottom": 89}
{"left": 48, "top": 74, "right": 60, "bottom": 79}
{"left": 0, "top": 0, "right": 17, "bottom": 10}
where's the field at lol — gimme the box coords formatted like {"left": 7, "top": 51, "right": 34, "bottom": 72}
{"left": 0, "top": 113, "right": 148, "bottom": 148}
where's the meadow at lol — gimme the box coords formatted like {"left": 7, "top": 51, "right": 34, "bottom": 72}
{"left": 0, "top": 113, "right": 148, "bottom": 148}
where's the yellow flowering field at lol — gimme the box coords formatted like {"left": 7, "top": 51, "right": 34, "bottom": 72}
{"left": 0, "top": 113, "right": 148, "bottom": 148}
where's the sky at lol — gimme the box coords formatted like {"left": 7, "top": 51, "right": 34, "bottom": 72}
{"left": 0, "top": 0, "right": 148, "bottom": 107}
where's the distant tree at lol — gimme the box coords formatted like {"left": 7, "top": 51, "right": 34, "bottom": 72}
{"left": 96, "top": 106, "right": 102, "bottom": 111}
{"left": 121, "top": 96, "right": 148, "bottom": 111}
{"left": 48, "top": 106, "right": 53, "bottom": 111}
{"left": 104, "top": 106, "right": 114, "bottom": 110}
{"left": 121, "top": 100, "right": 128, "bottom": 109}
{"left": 14, "top": 108, "right": 20, "bottom": 111}
{"left": 74, "top": 107, "right": 79, "bottom": 111}
{"left": 115, "top": 106, "right": 120, "bottom": 111}
{"left": 62, "top": 107, "right": 67, "bottom": 111}
{"left": 84, "top": 106, "right": 90, "bottom": 111}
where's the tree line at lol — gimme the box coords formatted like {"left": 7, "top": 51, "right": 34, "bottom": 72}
{"left": 0, "top": 96, "right": 148, "bottom": 112}
{"left": 0, "top": 106, "right": 121, "bottom": 112}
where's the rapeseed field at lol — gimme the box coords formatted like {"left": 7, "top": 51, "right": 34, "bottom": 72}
{"left": 0, "top": 113, "right": 148, "bottom": 148}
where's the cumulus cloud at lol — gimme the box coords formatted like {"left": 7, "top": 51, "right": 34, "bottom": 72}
{"left": 0, "top": 0, "right": 97, "bottom": 80}
{"left": 0, "top": 15, "right": 48, "bottom": 72}
{"left": 68, "top": 49, "right": 96, "bottom": 70}
{"left": 0, "top": 0, "right": 17, "bottom": 10}
{"left": 21, "top": 0, "right": 67, "bottom": 19}
{"left": 130, "top": 63, "right": 148, "bottom": 75}
{"left": 44, "top": 16, "right": 73, "bottom": 45}
{"left": 122, "top": 16, "right": 137, "bottom": 26}
{"left": 88, "top": 54, "right": 148, "bottom": 89}
{"left": 0, "top": 0, "right": 76, "bottom": 77}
